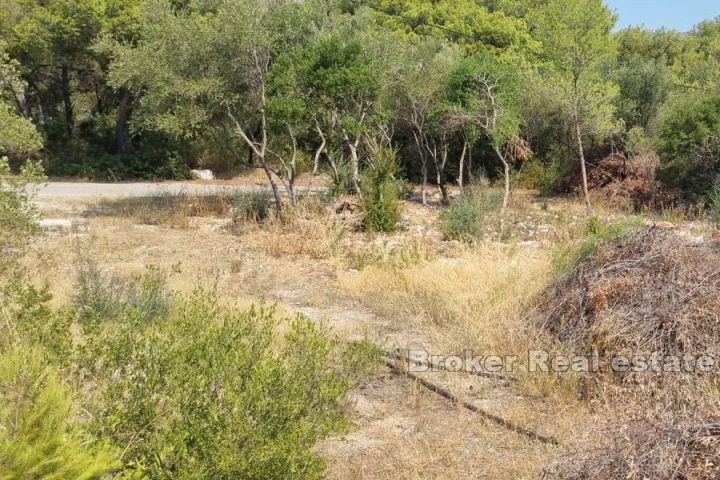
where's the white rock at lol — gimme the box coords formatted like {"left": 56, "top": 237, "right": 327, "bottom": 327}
{"left": 518, "top": 240, "right": 542, "bottom": 249}
{"left": 190, "top": 169, "right": 215, "bottom": 180}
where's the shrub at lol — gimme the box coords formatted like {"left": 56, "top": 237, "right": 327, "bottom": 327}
{"left": 78, "top": 289, "right": 370, "bottom": 479}
{"left": 657, "top": 93, "right": 720, "bottom": 199}
{"left": 0, "top": 345, "right": 119, "bottom": 479}
{"left": 440, "top": 188, "right": 502, "bottom": 241}
{"left": 74, "top": 261, "right": 172, "bottom": 328}
{"left": 0, "top": 158, "right": 44, "bottom": 273}
{"left": 231, "top": 190, "right": 273, "bottom": 225}
{"left": 709, "top": 173, "right": 720, "bottom": 227}
{"left": 361, "top": 147, "right": 403, "bottom": 233}
{"left": 515, "top": 158, "right": 563, "bottom": 194}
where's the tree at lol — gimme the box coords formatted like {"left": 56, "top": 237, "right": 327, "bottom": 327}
{"left": 108, "top": 0, "right": 328, "bottom": 210}
{"left": 532, "top": 0, "right": 620, "bottom": 215}
{"left": 3, "top": 0, "right": 104, "bottom": 139}
{"left": 612, "top": 57, "right": 671, "bottom": 131}
{"left": 447, "top": 53, "right": 521, "bottom": 217}
{"left": 389, "top": 37, "right": 459, "bottom": 204}
{"left": 370, "top": 0, "right": 536, "bottom": 56}
{"left": 0, "top": 345, "right": 119, "bottom": 480}
{"left": 268, "top": 32, "right": 382, "bottom": 195}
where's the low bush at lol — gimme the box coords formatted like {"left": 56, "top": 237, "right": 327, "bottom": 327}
{"left": 77, "top": 289, "right": 368, "bottom": 479}
{"left": 515, "top": 158, "right": 564, "bottom": 195}
{"left": 440, "top": 188, "right": 502, "bottom": 241}
{"left": 361, "top": 147, "right": 403, "bottom": 233}
{"left": 74, "top": 261, "right": 172, "bottom": 328}
{"left": 231, "top": 189, "right": 273, "bottom": 226}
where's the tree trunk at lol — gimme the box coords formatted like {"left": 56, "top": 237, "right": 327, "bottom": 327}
{"left": 412, "top": 130, "right": 428, "bottom": 206}
{"left": 467, "top": 143, "right": 474, "bottom": 184}
{"left": 494, "top": 146, "right": 511, "bottom": 218}
{"left": 457, "top": 140, "right": 468, "bottom": 190}
{"left": 61, "top": 65, "right": 73, "bottom": 139}
{"left": 347, "top": 138, "right": 361, "bottom": 195}
{"left": 308, "top": 124, "right": 327, "bottom": 193}
{"left": 573, "top": 81, "right": 594, "bottom": 217}
{"left": 436, "top": 142, "right": 449, "bottom": 205}
{"left": 116, "top": 88, "right": 133, "bottom": 155}
{"left": 261, "top": 163, "right": 283, "bottom": 212}
{"left": 574, "top": 115, "right": 593, "bottom": 216}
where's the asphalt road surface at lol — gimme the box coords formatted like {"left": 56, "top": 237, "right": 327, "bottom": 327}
{"left": 33, "top": 182, "right": 316, "bottom": 198}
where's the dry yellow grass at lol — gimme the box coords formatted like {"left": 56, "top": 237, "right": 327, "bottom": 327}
{"left": 29, "top": 192, "right": 630, "bottom": 479}
{"left": 338, "top": 243, "right": 552, "bottom": 355}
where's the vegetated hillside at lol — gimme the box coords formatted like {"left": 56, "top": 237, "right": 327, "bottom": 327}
{"left": 536, "top": 228, "right": 720, "bottom": 479}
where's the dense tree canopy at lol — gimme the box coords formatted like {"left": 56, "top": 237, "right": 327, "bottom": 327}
{"left": 1, "top": 0, "right": 719, "bottom": 204}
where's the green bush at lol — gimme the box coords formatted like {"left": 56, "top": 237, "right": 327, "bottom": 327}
{"left": 0, "top": 345, "right": 119, "bottom": 480}
{"left": 708, "top": 174, "right": 720, "bottom": 227}
{"left": 515, "top": 158, "right": 565, "bottom": 195}
{"left": 231, "top": 190, "right": 273, "bottom": 223}
{"left": 77, "top": 288, "right": 369, "bottom": 479}
{"left": 657, "top": 93, "right": 720, "bottom": 199}
{"left": 553, "top": 216, "right": 645, "bottom": 273}
{"left": 361, "top": 147, "right": 403, "bottom": 233}
{"left": 440, "top": 188, "right": 502, "bottom": 241}
{"left": 74, "top": 261, "right": 172, "bottom": 328}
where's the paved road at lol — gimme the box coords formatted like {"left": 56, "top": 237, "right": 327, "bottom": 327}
{"left": 33, "top": 181, "right": 316, "bottom": 198}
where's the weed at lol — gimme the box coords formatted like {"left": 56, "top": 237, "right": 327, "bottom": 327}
{"left": 552, "top": 216, "right": 644, "bottom": 273}
{"left": 361, "top": 147, "right": 403, "bottom": 233}
{"left": 440, "top": 188, "right": 502, "bottom": 241}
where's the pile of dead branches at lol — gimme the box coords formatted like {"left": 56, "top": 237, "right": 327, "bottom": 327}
{"left": 557, "top": 153, "right": 677, "bottom": 210}
{"left": 537, "top": 228, "right": 720, "bottom": 479}
{"left": 538, "top": 228, "right": 720, "bottom": 362}
{"left": 548, "top": 417, "right": 720, "bottom": 480}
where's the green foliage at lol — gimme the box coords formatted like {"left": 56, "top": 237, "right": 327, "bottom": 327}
{"left": 231, "top": 190, "right": 273, "bottom": 223}
{"left": 612, "top": 57, "right": 671, "bottom": 130}
{"left": 552, "top": 216, "right": 645, "bottom": 273}
{"left": 78, "top": 288, "right": 364, "bottom": 479}
{"left": 74, "top": 261, "right": 172, "bottom": 328}
{"left": 0, "top": 158, "right": 44, "bottom": 261}
{"left": 8, "top": 285, "right": 72, "bottom": 361}
{"left": 657, "top": 93, "right": 720, "bottom": 198}
{"left": 447, "top": 52, "right": 522, "bottom": 148}
{"left": 370, "top": 0, "right": 537, "bottom": 56}
{"left": 440, "top": 188, "right": 502, "bottom": 241}
{"left": 708, "top": 174, "right": 720, "bottom": 227}
{"left": 0, "top": 345, "right": 119, "bottom": 480}
{"left": 515, "top": 158, "right": 564, "bottom": 194}
{"left": 0, "top": 104, "right": 42, "bottom": 155}
{"left": 361, "top": 147, "right": 403, "bottom": 233}
{"left": 532, "top": 0, "right": 621, "bottom": 140}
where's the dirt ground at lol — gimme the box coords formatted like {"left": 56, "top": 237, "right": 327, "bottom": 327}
{"left": 29, "top": 187, "right": 695, "bottom": 479}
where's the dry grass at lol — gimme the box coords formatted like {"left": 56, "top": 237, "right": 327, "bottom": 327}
{"left": 250, "top": 201, "right": 349, "bottom": 259}
{"left": 32, "top": 189, "right": 716, "bottom": 479}
{"left": 338, "top": 243, "right": 551, "bottom": 354}
{"left": 318, "top": 373, "right": 561, "bottom": 480}
{"left": 82, "top": 190, "right": 235, "bottom": 228}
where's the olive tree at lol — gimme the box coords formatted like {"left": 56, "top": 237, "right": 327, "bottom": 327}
{"left": 446, "top": 53, "right": 522, "bottom": 216}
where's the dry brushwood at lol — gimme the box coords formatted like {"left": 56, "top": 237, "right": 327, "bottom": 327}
{"left": 537, "top": 229, "right": 720, "bottom": 479}
{"left": 547, "top": 417, "right": 720, "bottom": 480}
{"left": 537, "top": 228, "right": 720, "bottom": 362}
{"left": 557, "top": 152, "right": 677, "bottom": 210}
